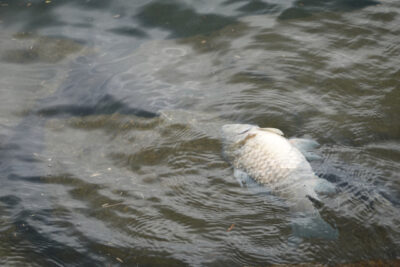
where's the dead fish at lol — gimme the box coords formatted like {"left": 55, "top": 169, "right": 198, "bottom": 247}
{"left": 221, "top": 123, "right": 338, "bottom": 239}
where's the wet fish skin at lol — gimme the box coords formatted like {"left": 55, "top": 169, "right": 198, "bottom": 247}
{"left": 222, "top": 124, "right": 335, "bottom": 225}
{"left": 221, "top": 124, "right": 320, "bottom": 201}
{"left": 221, "top": 123, "right": 337, "bottom": 239}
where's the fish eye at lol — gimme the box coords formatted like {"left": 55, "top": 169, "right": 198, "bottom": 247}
{"left": 238, "top": 128, "right": 250, "bottom": 134}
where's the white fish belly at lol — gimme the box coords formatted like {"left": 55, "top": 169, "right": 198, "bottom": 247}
{"left": 231, "top": 130, "right": 314, "bottom": 187}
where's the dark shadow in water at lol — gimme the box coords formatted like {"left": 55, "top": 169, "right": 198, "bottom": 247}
{"left": 223, "top": 0, "right": 281, "bottom": 15}
{"left": 36, "top": 63, "right": 159, "bottom": 118}
{"left": 37, "top": 94, "right": 158, "bottom": 118}
{"left": 0, "top": 195, "right": 21, "bottom": 206}
{"left": 0, "top": 0, "right": 112, "bottom": 30}
{"left": 107, "top": 26, "right": 149, "bottom": 38}
{"left": 0, "top": 116, "right": 47, "bottom": 180}
{"left": 0, "top": 2, "right": 65, "bottom": 30}
{"left": 278, "top": 0, "right": 380, "bottom": 20}
{"left": 236, "top": 0, "right": 280, "bottom": 14}
{"left": 221, "top": 0, "right": 379, "bottom": 19}
{"left": 0, "top": 0, "right": 381, "bottom": 32}
{"left": 278, "top": 7, "right": 313, "bottom": 20}
{"left": 135, "top": 1, "right": 237, "bottom": 38}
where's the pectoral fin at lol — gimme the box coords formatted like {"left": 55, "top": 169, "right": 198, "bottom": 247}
{"left": 290, "top": 138, "right": 321, "bottom": 161}
{"left": 289, "top": 138, "right": 319, "bottom": 151}
{"left": 233, "top": 168, "right": 271, "bottom": 195}
{"left": 233, "top": 168, "right": 252, "bottom": 187}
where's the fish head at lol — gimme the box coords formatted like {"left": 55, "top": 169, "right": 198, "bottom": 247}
{"left": 221, "top": 124, "right": 259, "bottom": 162}
{"left": 221, "top": 124, "right": 258, "bottom": 144}
{"left": 221, "top": 123, "right": 285, "bottom": 166}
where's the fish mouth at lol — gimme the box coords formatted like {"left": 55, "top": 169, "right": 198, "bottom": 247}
{"left": 221, "top": 124, "right": 256, "bottom": 136}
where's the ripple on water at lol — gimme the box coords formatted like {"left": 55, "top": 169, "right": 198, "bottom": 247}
{"left": 1, "top": 0, "right": 400, "bottom": 265}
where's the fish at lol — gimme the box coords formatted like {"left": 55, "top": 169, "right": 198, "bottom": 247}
{"left": 221, "top": 123, "right": 338, "bottom": 239}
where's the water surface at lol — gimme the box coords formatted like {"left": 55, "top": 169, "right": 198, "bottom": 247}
{"left": 0, "top": 0, "right": 399, "bottom": 266}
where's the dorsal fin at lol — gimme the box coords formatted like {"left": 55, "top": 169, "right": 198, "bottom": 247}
{"left": 259, "top": 127, "right": 284, "bottom": 136}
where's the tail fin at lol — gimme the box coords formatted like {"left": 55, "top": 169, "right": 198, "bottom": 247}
{"left": 291, "top": 212, "right": 338, "bottom": 240}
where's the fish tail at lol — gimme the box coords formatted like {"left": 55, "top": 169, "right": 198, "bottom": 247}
{"left": 290, "top": 212, "right": 338, "bottom": 240}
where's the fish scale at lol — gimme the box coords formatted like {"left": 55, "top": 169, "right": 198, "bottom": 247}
{"left": 235, "top": 133, "right": 307, "bottom": 187}
{"left": 221, "top": 123, "right": 338, "bottom": 239}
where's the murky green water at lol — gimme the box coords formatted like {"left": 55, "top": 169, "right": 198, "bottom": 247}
{"left": 0, "top": 0, "right": 399, "bottom": 266}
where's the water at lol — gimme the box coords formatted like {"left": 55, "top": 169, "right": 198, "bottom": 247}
{"left": 0, "top": 0, "right": 399, "bottom": 266}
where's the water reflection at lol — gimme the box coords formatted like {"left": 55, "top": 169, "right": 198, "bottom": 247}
{"left": 228, "top": 0, "right": 280, "bottom": 15}
{"left": 136, "top": 2, "right": 237, "bottom": 38}
{"left": 0, "top": 0, "right": 399, "bottom": 265}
